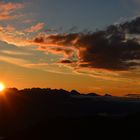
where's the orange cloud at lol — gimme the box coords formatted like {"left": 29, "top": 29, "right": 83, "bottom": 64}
{"left": 0, "top": 27, "right": 135, "bottom": 82}
{"left": 25, "top": 23, "right": 45, "bottom": 33}
{"left": 0, "top": 2, "right": 24, "bottom": 20}
{"left": 0, "top": 55, "right": 31, "bottom": 68}
{"left": 5, "top": 25, "right": 15, "bottom": 32}
{"left": 0, "top": 16, "right": 140, "bottom": 82}
{"left": 0, "top": 26, "right": 26, "bottom": 46}
{"left": 23, "top": 19, "right": 34, "bottom": 24}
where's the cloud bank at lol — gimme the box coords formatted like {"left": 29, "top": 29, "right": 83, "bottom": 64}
{"left": 33, "top": 17, "right": 140, "bottom": 71}
{"left": 0, "top": 2, "right": 140, "bottom": 74}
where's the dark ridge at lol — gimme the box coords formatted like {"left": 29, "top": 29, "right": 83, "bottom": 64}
{"left": 125, "top": 94, "right": 140, "bottom": 98}
{"left": 104, "top": 93, "right": 112, "bottom": 97}
{"left": 0, "top": 88, "right": 140, "bottom": 139}
{"left": 87, "top": 92, "right": 100, "bottom": 96}
{"left": 70, "top": 89, "right": 80, "bottom": 95}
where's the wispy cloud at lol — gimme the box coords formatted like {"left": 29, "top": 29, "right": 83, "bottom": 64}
{"left": 0, "top": 1, "right": 24, "bottom": 20}
{"left": 0, "top": 55, "right": 30, "bottom": 68}
{"left": 0, "top": 50, "right": 32, "bottom": 56}
{"left": 1, "top": 17, "right": 140, "bottom": 72}
{"left": 0, "top": 25, "right": 28, "bottom": 47}
{"left": 33, "top": 25, "right": 140, "bottom": 71}
{"left": 25, "top": 23, "right": 45, "bottom": 33}
{"left": 0, "top": 4, "right": 140, "bottom": 81}
{"left": 25, "top": 63, "right": 48, "bottom": 68}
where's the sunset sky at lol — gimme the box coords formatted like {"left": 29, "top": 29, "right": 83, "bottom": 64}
{"left": 0, "top": 0, "right": 140, "bottom": 95}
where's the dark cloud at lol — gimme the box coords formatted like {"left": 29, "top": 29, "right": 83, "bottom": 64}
{"left": 120, "top": 17, "right": 140, "bottom": 34}
{"left": 34, "top": 17, "right": 140, "bottom": 71}
{"left": 75, "top": 30, "right": 140, "bottom": 70}
{"left": 34, "top": 36, "right": 45, "bottom": 43}
{"left": 60, "top": 59, "right": 72, "bottom": 64}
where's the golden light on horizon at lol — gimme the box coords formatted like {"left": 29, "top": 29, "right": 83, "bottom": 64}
{"left": 0, "top": 83, "right": 5, "bottom": 92}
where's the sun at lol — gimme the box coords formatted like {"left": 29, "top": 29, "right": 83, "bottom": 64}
{"left": 0, "top": 83, "right": 5, "bottom": 92}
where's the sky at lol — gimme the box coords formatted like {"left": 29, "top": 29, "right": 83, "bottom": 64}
{"left": 0, "top": 0, "right": 140, "bottom": 95}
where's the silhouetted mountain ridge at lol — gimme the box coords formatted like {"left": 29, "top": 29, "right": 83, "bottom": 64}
{"left": 5, "top": 87, "right": 101, "bottom": 96}
{"left": 0, "top": 87, "right": 140, "bottom": 139}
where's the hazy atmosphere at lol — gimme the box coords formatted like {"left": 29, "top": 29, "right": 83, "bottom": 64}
{"left": 1, "top": 1, "right": 140, "bottom": 140}
{"left": 1, "top": 0, "right": 140, "bottom": 95}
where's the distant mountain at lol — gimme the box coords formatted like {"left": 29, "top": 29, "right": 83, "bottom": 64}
{"left": 104, "top": 93, "right": 112, "bottom": 97}
{"left": 1, "top": 87, "right": 140, "bottom": 139}
{"left": 70, "top": 90, "right": 80, "bottom": 95}
{"left": 87, "top": 92, "right": 100, "bottom": 96}
{"left": 125, "top": 94, "right": 140, "bottom": 98}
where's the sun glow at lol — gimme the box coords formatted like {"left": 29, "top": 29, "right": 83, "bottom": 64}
{"left": 0, "top": 83, "right": 5, "bottom": 92}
